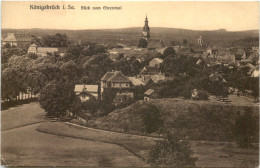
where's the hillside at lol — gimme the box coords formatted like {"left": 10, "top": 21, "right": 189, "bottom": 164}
{"left": 87, "top": 98, "right": 259, "bottom": 142}
{"left": 2, "top": 28, "right": 259, "bottom": 47}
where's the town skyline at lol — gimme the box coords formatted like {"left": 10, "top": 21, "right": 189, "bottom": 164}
{"left": 2, "top": 1, "right": 259, "bottom": 31}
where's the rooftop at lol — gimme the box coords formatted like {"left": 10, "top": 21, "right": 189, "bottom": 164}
{"left": 3, "top": 33, "right": 31, "bottom": 42}
{"left": 144, "top": 89, "right": 154, "bottom": 96}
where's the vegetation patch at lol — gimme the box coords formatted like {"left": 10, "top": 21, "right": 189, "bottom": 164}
{"left": 90, "top": 98, "right": 259, "bottom": 143}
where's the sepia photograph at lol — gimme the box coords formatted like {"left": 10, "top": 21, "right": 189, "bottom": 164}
{"left": 1, "top": 1, "right": 259, "bottom": 167}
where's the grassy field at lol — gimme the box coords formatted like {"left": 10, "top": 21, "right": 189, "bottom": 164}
{"left": 37, "top": 121, "right": 159, "bottom": 161}
{"left": 2, "top": 101, "right": 258, "bottom": 167}
{"left": 88, "top": 98, "right": 259, "bottom": 142}
{"left": 1, "top": 103, "right": 147, "bottom": 167}
{"left": 1, "top": 102, "right": 47, "bottom": 130}
{"left": 190, "top": 141, "right": 258, "bottom": 167}
{"left": 38, "top": 121, "right": 259, "bottom": 167}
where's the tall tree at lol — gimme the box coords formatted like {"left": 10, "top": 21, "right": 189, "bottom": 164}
{"left": 39, "top": 80, "right": 75, "bottom": 117}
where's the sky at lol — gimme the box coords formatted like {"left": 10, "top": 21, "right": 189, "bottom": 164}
{"left": 1, "top": 1, "right": 259, "bottom": 31}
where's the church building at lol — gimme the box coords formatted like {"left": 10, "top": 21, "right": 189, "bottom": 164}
{"left": 140, "top": 15, "right": 165, "bottom": 50}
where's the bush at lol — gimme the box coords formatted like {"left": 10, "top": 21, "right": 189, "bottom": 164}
{"left": 197, "top": 90, "right": 209, "bottom": 100}
{"left": 148, "top": 134, "right": 197, "bottom": 167}
{"left": 233, "top": 108, "right": 258, "bottom": 148}
{"left": 139, "top": 104, "right": 163, "bottom": 134}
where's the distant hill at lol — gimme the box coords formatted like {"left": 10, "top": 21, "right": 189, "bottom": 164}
{"left": 2, "top": 28, "right": 259, "bottom": 47}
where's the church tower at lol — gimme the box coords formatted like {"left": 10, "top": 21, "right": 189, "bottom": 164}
{"left": 142, "top": 15, "right": 150, "bottom": 41}
{"left": 198, "top": 36, "right": 203, "bottom": 46}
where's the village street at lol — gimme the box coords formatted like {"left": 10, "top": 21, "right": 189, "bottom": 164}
{"left": 1, "top": 103, "right": 147, "bottom": 167}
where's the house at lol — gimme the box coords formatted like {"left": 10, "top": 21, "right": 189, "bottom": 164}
{"left": 3, "top": 33, "right": 31, "bottom": 48}
{"left": 149, "top": 74, "right": 166, "bottom": 83}
{"left": 28, "top": 43, "right": 59, "bottom": 56}
{"left": 157, "top": 47, "right": 168, "bottom": 54}
{"left": 74, "top": 85, "right": 102, "bottom": 102}
{"left": 128, "top": 77, "right": 145, "bottom": 86}
{"left": 216, "top": 49, "right": 236, "bottom": 64}
{"left": 207, "top": 49, "right": 218, "bottom": 57}
{"left": 251, "top": 67, "right": 259, "bottom": 77}
{"left": 144, "top": 89, "right": 157, "bottom": 101}
{"left": 101, "top": 71, "right": 132, "bottom": 89}
{"left": 101, "top": 71, "right": 134, "bottom": 106}
{"left": 149, "top": 58, "right": 163, "bottom": 68}
{"left": 147, "top": 39, "right": 165, "bottom": 50}
{"left": 246, "top": 50, "right": 259, "bottom": 64}
{"left": 230, "top": 48, "right": 244, "bottom": 61}
{"left": 27, "top": 43, "right": 38, "bottom": 54}
{"left": 140, "top": 66, "right": 161, "bottom": 75}
{"left": 244, "top": 63, "right": 256, "bottom": 75}
{"left": 178, "top": 47, "right": 196, "bottom": 55}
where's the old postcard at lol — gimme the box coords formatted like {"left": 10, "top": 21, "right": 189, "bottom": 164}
{"left": 1, "top": 1, "right": 259, "bottom": 167}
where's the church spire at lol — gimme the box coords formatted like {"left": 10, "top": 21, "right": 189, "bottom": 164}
{"left": 142, "top": 15, "right": 150, "bottom": 41}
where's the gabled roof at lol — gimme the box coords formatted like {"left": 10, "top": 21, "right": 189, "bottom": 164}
{"left": 101, "top": 72, "right": 115, "bottom": 81}
{"left": 178, "top": 47, "right": 195, "bottom": 54}
{"left": 144, "top": 89, "right": 154, "bottom": 96}
{"left": 149, "top": 74, "right": 165, "bottom": 83}
{"left": 74, "top": 85, "right": 100, "bottom": 99}
{"left": 107, "top": 71, "right": 131, "bottom": 83}
{"left": 128, "top": 77, "right": 145, "bottom": 86}
{"left": 101, "top": 71, "right": 131, "bottom": 83}
{"left": 147, "top": 39, "right": 165, "bottom": 49}
{"left": 37, "top": 47, "right": 59, "bottom": 54}
{"left": 29, "top": 43, "right": 38, "bottom": 47}
{"left": 3, "top": 33, "right": 31, "bottom": 42}
{"left": 247, "top": 51, "right": 259, "bottom": 61}
{"left": 150, "top": 58, "right": 163, "bottom": 64}
{"left": 229, "top": 48, "right": 244, "bottom": 56}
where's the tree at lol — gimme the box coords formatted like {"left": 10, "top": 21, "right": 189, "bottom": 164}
{"left": 112, "top": 59, "right": 132, "bottom": 76}
{"left": 39, "top": 80, "right": 75, "bottom": 117}
{"left": 27, "top": 53, "right": 38, "bottom": 59}
{"left": 138, "top": 38, "right": 148, "bottom": 48}
{"left": 31, "top": 35, "right": 42, "bottom": 46}
{"left": 162, "top": 55, "right": 197, "bottom": 77}
{"left": 134, "top": 85, "right": 147, "bottom": 101}
{"left": 1, "top": 56, "right": 34, "bottom": 100}
{"left": 41, "top": 33, "right": 69, "bottom": 47}
{"left": 59, "top": 60, "right": 79, "bottom": 81}
{"left": 83, "top": 53, "right": 113, "bottom": 83}
{"left": 252, "top": 80, "right": 259, "bottom": 102}
{"left": 183, "top": 38, "right": 188, "bottom": 45}
{"left": 148, "top": 134, "right": 197, "bottom": 167}
{"left": 233, "top": 108, "right": 258, "bottom": 148}
{"left": 169, "top": 41, "right": 177, "bottom": 46}
{"left": 70, "top": 97, "right": 83, "bottom": 117}
{"left": 138, "top": 104, "right": 163, "bottom": 134}
{"left": 99, "top": 88, "right": 117, "bottom": 116}
{"left": 163, "top": 47, "right": 176, "bottom": 58}
{"left": 1, "top": 48, "right": 27, "bottom": 63}
{"left": 4, "top": 43, "right": 11, "bottom": 48}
